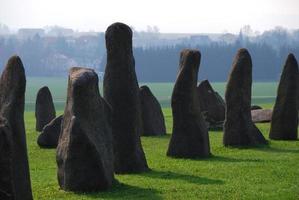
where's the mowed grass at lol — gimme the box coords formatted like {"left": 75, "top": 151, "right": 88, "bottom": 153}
{"left": 26, "top": 107, "right": 299, "bottom": 200}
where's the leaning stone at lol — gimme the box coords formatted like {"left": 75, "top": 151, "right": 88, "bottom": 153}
{"left": 0, "top": 56, "right": 33, "bottom": 199}
{"left": 167, "top": 49, "right": 211, "bottom": 158}
{"left": 140, "top": 85, "right": 166, "bottom": 136}
{"left": 223, "top": 49, "right": 267, "bottom": 146}
{"left": 269, "top": 54, "right": 299, "bottom": 140}
{"left": 197, "top": 80, "right": 225, "bottom": 129}
{"left": 56, "top": 67, "right": 115, "bottom": 192}
{"left": 251, "top": 109, "right": 272, "bottom": 123}
{"left": 103, "top": 22, "right": 149, "bottom": 173}
{"left": 37, "top": 115, "right": 63, "bottom": 148}
{"left": 35, "top": 86, "right": 56, "bottom": 131}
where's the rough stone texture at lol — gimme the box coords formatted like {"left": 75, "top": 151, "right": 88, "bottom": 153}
{"left": 37, "top": 115, "right": 63, "bottom": 148}
{"left": 35, "top": 86, "right": 56, "bottom": 131}
{"left": 0, "top": 56, "right": 33, "bottom": 200}
{"left": 223, "top": 49, "right": 267, "bottom": 146}
{"left": 167, "top": 49, "right": 211, "bottom": 158}
{"left": 196, "top": 80, "right": 225, "bottom": 129}
{"left": 56, "top": 67, "right": 114, "bottom": 192}
{"left": 269, "top": 54, "right": 299, "bottom": 140}
{"left": 251, "top": 109, "right": 272, "bottom": 123}
{"left": 140, "top": 85, "right": 166, "bottom": 136}
{"left": 251, "top": 105, "right": 263, "bottom": 110}
{"left": 103, "top": 22, "right": 149, "bottom": 173}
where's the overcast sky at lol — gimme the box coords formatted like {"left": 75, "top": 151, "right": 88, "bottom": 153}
{"left": 0, "top": 0, "right": 298, "bottom": 33}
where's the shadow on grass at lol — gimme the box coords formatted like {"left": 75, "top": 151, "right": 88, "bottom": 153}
{"left": 208, "top": 155, "right": 262, "bottom": 163}
{"left": 254, "top": 145, "right": 299, "bottom": 154}
{"left": 139, "top": 169, "right": 224, "bottom": 185}
{"left": 73, "top": 182, "right": 163, "bottom": 199}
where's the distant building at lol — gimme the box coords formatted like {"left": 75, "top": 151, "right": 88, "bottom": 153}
{"left": 18, "top": 28, "right": 45, "bottom": 39}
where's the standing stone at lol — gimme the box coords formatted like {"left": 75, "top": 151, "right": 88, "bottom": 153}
{"left": 56, "top": 67, "right": 114, "bottom": 191}
{"left": 35, "top": 86, "right": 56, "bottom": 131}
{"left": 140, "top": 85, "right": 166, "bottom": 136}
{"left": 167, "top": 49, "right": 211, "bottom": 158}
{"left": 0, "top": 56, "right": 33, "bottom": 200}
{"left": 103, "top": 22, "right": 149, "bottom": 173}
{"left": 37, "top": 115, "right": 63, "bottom": 148}
{"left": 223, "top": 49, "right": 267, "bottom": 146}
{"left": 269, "top": 54, "right": 299, "bottom": 140}
{"left": 196, "top": 80, "right": 225, "bottom": 129}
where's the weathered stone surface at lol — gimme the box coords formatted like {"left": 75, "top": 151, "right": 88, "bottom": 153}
{"left": 103, "top": 22, "right": 149, "bottom": 173}
{"left": 140, "top": 85, "right": 166, "bottom": 136}
{"left": 35, "top": 86, "right": 56, "bottom": 131}
{"left": 37, "top": 115, "right": 63, "bottom": 148}
{"left": 223, "top": 49, "right": 267, "bottom": 146}
{"left": 197, "top": 80, "right": 225, "bottom": 129}
{"left": 251, "top": 109, "right": 272, "bottom": 123}
{"left": 251, "top": 105, "right": 262, "bottom": 110}
{"left": 0, "top": 56, "right": 33, "bottom": 199}
{"left": 167, "top": 49, "right": 211, "bottom": 158}
{"left": 56, "top": 67, "right": 114, "bottom": 192}
{"left": 269, "top": 54, "right": 299, "bottom": 140}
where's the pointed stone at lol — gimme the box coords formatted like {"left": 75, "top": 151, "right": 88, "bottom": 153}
{"left": 56, "top": 67, "right": 115, "bottom": 192}
{"left": 37, "top": 115, "right": 63, "bottom": 148}
{"left": 0, "top": 56, "right": 33, "bottom": 200}
{"left": 197, "top": 80, "right": 225, "bottom": 129}
{"left": 167, "top": 49, "right": 211, "bottom": 158}
{"left": 35, "top": 86, "right": 56, "bottom": 131}
{"left": 269, "top": 54, "right": 299, "bottom": 140}
{"left": 223, "top": 49, "right": 267, "bottom": 146}
{"left": 140, "top": 85, "right": 166, "bottom": 136}
{"left": 103, "top": 22, "right": 149, "bottom": 173}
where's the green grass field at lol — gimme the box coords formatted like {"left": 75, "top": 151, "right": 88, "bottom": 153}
{"left": 26, "top": 107, "right": 299, "bottom": 199}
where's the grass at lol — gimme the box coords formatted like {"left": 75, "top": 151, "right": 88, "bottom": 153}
{"left": 26, "top": 107, "right": 299, "bottom": 200}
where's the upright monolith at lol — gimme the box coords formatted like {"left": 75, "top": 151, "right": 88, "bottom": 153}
{"left": 0, "top": 56, "right": 33, "bottom": 200}
{"left": 56, "top": 67, "right": 114, "bottom": 191}
{"left": 167, "top": 49, "right": 211, "bottom": 158}
{"left": 269, "top": 54, "right": 299, "bottom": 140}
{"left": 35, "top": 86, "right": 56, "bottom": 131}
{"left": 103, "top": 22, "right": 149, "bottom": 173}
{"left": 140, "top": 85, "right": 166, "bottom": 136}
{"left": 37, "top": 115, "right": 63, "bottom": 148}
{"left": 223, "top": 49, "right": 267, "bottom": 146}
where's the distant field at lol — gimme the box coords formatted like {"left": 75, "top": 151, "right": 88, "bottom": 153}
{"left": 25, "top": 77, "right": 278, "bottom": 111}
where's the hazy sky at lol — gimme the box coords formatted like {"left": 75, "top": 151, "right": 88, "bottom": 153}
{"left": 1, "top": 0, "right": 298, "bottom": 33}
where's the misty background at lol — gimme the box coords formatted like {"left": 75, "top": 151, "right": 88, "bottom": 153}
{"left": 0, "top": 24, "right": 298, "bottom": 82}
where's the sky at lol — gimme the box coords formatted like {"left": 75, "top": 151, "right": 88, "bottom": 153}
{"left": 0, "top": 0, "right": 298, "bottom": 33}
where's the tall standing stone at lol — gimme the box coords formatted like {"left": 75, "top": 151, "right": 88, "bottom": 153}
{"left": 140, "top": 85, "right": 166, "bottom": 136}
{"left": 103, "top": 22, "right": 149, "bottom": 173}
{"left": 167, "top": 49, "right": 211, "bottom": 158}
{"left": 56, "top": 67, "right": 115, "bottom": 191}
{"left": 0, "top": 56, "right": 33, "bottom": 200}
{"left": 35, "top": 86, "right": 56, "bottom": 131}
{"left": 223, "top": 49, "right": 267, "bottom": 146}
{"left": 269, "top": 54, "right": 299, "bottom": 140}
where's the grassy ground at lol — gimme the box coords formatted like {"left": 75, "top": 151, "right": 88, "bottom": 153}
{"left": 26, "top": 108, "right": 299, "bottom": 200}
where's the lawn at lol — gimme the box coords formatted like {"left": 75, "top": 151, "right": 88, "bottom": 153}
{"left": 26, "top": 107, "right": 299, "bottom": 200}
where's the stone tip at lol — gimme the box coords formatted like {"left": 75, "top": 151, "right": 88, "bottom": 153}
{"left": 69, "top": 67, "right": 98, "bottom": 87}
{"left": 6, "top": 55, "right": 24, "bottom": 70}
{"left": 105, "top": 22, "right": 132, "bottom": 37}
{"left": 286, "top": 53, "right": 298, "bottom": 64}
{"left": 237, "top": 48, "right": 250, "bottom": 57}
